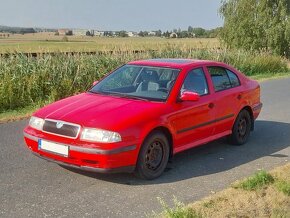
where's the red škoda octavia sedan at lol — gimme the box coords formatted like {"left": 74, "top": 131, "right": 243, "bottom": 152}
{"left": 23, "top": 59, "right": 262, "bottom": 179}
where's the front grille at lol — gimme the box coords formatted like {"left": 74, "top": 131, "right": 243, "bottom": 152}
{"left": 43, "top": 120, "right": 80, "bottom": 138}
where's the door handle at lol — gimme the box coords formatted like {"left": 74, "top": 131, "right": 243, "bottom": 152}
{"left": 208, "top": 103, "right": 215, "bottom": 109}
{"left": 237, "top": 94, "right": 242, "bottom": 100}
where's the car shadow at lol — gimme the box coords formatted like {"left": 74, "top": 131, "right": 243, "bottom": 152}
{"left": 62, "top": 120, "right": 290, "bottom": 185}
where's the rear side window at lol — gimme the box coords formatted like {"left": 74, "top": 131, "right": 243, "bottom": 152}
{"left": 208, "top": 67, "right": 241, "bottom": 92}
{"left": 227, "top": 70, "right": 240, "bottom": 87}
{"left": 208, "top": 67, "right": 231, "bottom": 91}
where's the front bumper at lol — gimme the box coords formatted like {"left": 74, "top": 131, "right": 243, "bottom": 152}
{"left": 32, "top": 152, "right": 135, "bottom": 173}
{"left": 23, "top": 128, "right": 139, "bottom": 173}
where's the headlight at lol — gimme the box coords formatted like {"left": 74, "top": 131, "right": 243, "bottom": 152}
{"left": 29, "top": 116, "right": 44, "bottom": 131}
{"left": 81, "top": 128, "right": 122, "bottom": 143}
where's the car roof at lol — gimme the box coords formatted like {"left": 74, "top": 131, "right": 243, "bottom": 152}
{"left": 128, "top": 58, "right": 222, "bottom": 68}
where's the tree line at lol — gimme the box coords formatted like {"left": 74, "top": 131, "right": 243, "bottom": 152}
{"left": 0, "top": 25, "right": 36, "bottom": 34}
{"left": 220, "top": 0, "right": 290, "bottom": 57}
{"left": 101, "top": 27, "right": 221, "bottom": 38}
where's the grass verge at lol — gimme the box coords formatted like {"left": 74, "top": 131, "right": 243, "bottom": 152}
{"left": 0, "top": 102, "right": 47, "bottom": 124}
{"left": 159, "top": 163, "right": 290, "bottom": 218}
{"left": 249, "top": 71, "right": 290, "bottom": 81}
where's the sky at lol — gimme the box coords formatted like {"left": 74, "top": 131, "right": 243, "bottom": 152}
{"left": 0, "top": 0, "right": 223, "bottom": 31}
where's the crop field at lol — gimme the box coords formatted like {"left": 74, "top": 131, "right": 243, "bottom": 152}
{"left": 0, "top": 32, "right": 220, "bottom": 53}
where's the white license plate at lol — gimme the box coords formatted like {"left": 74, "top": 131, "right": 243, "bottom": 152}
{"left": 38, "top": 139, "right": 69, "bottom": 157}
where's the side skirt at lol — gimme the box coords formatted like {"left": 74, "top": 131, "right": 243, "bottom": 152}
{"left": 173, "top": 130, "right": 232, "bottom": 154}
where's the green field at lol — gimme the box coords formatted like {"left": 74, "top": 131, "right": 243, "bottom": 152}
{"left": 0, "top": 33, "right": 220, "bottom": 53}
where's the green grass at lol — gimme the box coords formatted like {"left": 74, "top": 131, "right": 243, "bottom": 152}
{"left": 158, "top": 198, "right": 202, "bottom": 218}
{"left": 233, "top": 170, "right": 275, "bottom": 191}
{"left": 275, "top": 180, "right": 290, "bottom": 196}
{"left": 0, "top": 101, "right": 47, "bottom": 123}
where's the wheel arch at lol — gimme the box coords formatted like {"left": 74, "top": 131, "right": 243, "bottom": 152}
{"left": 147, "top": 126, "right": 174, "bottom": 159}
{"left": 240, "top": 106, "right": 254, "bottom": 131}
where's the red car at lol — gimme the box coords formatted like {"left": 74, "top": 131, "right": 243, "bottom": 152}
{"left": 23, "top": 59, "right": 262, "bottom": 179}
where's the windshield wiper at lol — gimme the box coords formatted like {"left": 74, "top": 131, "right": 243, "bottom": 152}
{"left": 119, "top": 95, "right": 149, "bottom": 101}
{"left": 89, "top": 90, "right": 149, "bottom": 101}
{"left": 88, "top": 90, "right": 101, "bottom": 94}
{"left": 102, "top": 91, "right": 149, "bottom": 101}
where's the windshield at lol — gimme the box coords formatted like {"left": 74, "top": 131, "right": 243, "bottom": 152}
{"left": 90, "top": 64, "right": 180, "bottom": 102}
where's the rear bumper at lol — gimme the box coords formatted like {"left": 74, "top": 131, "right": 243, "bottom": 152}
{"left": 23, "top": 129, "right": 139, "bottom": 173}
{"left": 252, "top": 102, "right": 263, "bottom": 119}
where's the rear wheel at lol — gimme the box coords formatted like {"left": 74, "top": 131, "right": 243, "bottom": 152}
{"left": 229, "top": 110, "right": 252, "bottom": 145}
{"left": 135, "top": 131, "right": 170, "bottom": 180}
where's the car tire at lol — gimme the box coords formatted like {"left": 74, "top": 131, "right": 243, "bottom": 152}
{"left": 229, "top": 110, "right": 252, "bottom": 145}
{"left": 135, "top": 131, "right": 170, "bottom": 180}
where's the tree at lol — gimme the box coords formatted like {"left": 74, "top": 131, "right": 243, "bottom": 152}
{"left": 163, "top": 31, "right": 170, "bottom": 38}
{"left": 118, "top": 30, "right": 128, "bottom": 37}
{"left": 156, "top": 30, "right": 162, "bottom": 37}
{"left": 220, "top": 0, "right": 290, "bottom": 57}
{"left": 188, "top": 26, "right": 194, "bottom": 33}
{"left": 192, "top": 27, "right": 206, "bottom": 37}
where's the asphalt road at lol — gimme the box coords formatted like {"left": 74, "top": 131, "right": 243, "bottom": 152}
{"left": 0, "top": 78, "right": 289, "bottom": 218}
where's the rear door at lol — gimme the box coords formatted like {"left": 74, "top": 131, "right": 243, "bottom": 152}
{"left": 206, "top": 66, "right": 243, "bottom": 135}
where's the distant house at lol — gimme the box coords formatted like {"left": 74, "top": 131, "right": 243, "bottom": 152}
{"left": 170, "top": 32, "right": 178, "bottom": 38}
{"left": 127, "top": 31, "right": 138, "bottom": 37}
{"left": 127, "top": 31, "right": 133, "bottom": 37}
{"left": 58, "top": 29, "right": 73, "bottom": 36}
{"left": 148, "top": 31, "right": 156, "bottom": 36}
{"left": 94, "top": 30, "right": 104, "bottom": 37}
{"left": 73, "top": 29, "right": 87, "bottom": 36}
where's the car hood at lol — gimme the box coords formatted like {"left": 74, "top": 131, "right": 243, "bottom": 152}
{"left": 34, "top": 93, "right": 166, "bottom": 130}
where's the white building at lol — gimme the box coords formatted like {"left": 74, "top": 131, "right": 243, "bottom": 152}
{"left": 94, "top": 31, "right": 104, "bottom": 37}
{"left": 73, "top": 29, "right": 93, "bottom": 36}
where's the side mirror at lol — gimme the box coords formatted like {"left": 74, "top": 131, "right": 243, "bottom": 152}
{"left": 92, "top": 80, "right": 99, "bottom": 86}
{"left": 179, "top": 91, "right": 200, "bottom": 102}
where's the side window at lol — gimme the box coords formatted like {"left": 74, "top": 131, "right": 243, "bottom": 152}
{"left": 227, "top": 70, "right": 240, "bottom": 87}
{"left": 208, "top": 67, "right": 231, "bottom": 92}
{"left": 181, "top": 68, "right": 209, "bottom": 96}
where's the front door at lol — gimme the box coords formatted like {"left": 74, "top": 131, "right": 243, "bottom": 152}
{"left": 169, "top": 67, "right": 216, "bottom": 153}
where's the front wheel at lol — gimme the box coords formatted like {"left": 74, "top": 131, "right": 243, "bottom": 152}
{"left": 229, "top": 110, "right": 252, "bottom": 145}
{"left": 135, "top": 131, "right": 170, "bottom": 180}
